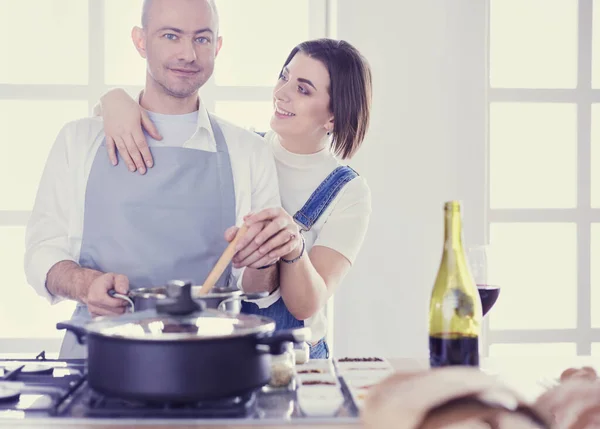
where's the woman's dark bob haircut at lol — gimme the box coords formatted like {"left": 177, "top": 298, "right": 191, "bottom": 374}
{"left": 280, "top": 39, "right": 372, "bottom": 159}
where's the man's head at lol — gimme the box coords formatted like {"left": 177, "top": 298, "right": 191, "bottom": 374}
{"left": 133, "top": 0, "right": 222, "bottom": 99}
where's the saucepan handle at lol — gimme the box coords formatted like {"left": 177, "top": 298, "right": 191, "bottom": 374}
{"left": 56, "top": 320, "right": 89, "bottom": 345}
{"left": 256, "top": 327, "right": 312, "bottom": 355}
{"left": 241, "top": 291, "right": 270, "bottom": 300}
{"left": 108, "top": 289, "right": 135, "bottom": 312}
{"left": 216, "top": 291, "right": 269, "bottom": 312}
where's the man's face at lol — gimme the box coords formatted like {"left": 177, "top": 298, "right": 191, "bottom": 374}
{"left": 136, "top": 0, "right": 221, "bottom": 98}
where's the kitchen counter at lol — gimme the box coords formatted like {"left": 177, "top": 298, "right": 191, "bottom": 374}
{"left": 3, "top": 356, "right": 595, "bottom": 428}
{"left": 5, "top": 419, "right": 364, "bottom": 428}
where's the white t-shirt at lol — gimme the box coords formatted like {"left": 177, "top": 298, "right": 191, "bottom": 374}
{"left": 24, "top": 104, "right": 281, "bottom": 304}
{"left": 250, "top": 130, "right": 372, "bottom": 341}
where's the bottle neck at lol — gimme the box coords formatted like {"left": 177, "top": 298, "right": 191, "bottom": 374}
{"left": 444, "top": 208, "right": 464, "bottom": 250}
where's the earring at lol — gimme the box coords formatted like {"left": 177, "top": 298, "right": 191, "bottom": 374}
{"left": 327, "top": 131, "right": 331, "bottom": 136}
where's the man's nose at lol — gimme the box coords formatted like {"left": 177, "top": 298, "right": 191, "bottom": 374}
{"left": 178, "top": 41, "right": 198, "bottom": 63}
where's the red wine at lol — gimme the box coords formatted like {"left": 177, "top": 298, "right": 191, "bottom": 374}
{"left": 477, "top": 285, "right": 500, "bottom": 316}
{"left": 429, "top": 335, "right": 479, "bottom": 367}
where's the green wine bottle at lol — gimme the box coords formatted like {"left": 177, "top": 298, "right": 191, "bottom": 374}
{"left": 429, "top": 201, "right": 482, "bottom": 367}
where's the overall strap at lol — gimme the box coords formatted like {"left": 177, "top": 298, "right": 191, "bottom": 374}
{"left": 293, "top": 166, "right": 358, "bottom": 232}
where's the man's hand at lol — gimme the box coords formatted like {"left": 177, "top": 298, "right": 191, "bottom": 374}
{"left": 227, "top": 208, "right": 303, "bottom": 269}
{"left": 82, "top": 273, "right": 130, "bottom": 317}
{"left": 224, "top": 221, "right": 276, "bottom": 269}
{"left": 224, "top": 224, "right": 279, "bottom": 294}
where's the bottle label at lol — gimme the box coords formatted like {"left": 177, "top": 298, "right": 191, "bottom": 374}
{"left": 442, "top": 288, "right": 474, "bottom": 319}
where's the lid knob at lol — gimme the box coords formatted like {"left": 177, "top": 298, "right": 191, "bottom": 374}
{"left": 156, "top": 280, "right": 204, "bottom": 315}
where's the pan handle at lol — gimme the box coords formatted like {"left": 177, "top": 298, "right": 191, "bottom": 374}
{"left": 241, "top": 292, "right": 270, "bottom": 300}
{"left": 108, "top": 289, "right": 135, "bottom": 312}
{"left": 56, "top": 320, "right": 89, "bottom": 345}
{"left": 256, "top": 327, "right": 312, "bottom": 355}
{"left": 216, "top": 291, "right": 269, "bottom": 312}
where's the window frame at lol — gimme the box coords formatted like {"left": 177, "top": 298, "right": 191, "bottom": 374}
{"left": 0, "top": 0, "right": 328, "bottom": 356}
{"left": 485, "top": 0, "right": 598, "bottom": 356}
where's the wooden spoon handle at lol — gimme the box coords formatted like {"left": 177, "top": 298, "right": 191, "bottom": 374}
{"left": 197, "top": 223, "right": 249, "bottom": 296}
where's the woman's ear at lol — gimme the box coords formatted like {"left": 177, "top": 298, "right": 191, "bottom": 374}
{"left": 132, "top": 26, "right": 147, "bottom": 59}
{"left": 325, "top": 117, "right": 334, "bottom": 134}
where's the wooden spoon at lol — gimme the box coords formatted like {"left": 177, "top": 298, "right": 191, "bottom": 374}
{"left": 196, "top": 223, "right": 249, "bottom": 296}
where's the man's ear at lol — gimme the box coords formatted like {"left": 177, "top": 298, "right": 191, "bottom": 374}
{"left": 132, "top": 26, "right": 147, "bottom": 59}
{"left": 215, "top": 35, "right": 223, "bottom": 58}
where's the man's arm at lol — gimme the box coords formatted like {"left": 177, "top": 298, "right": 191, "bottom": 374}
{"left": 235, "top": 133, "right": 282, "bottom": 294}
{"left": 46, "top": 260, "right": 130, "bottom": 316}
{"left": 24, "top": 123, "right": 78, "bottom": 304}
{"left": 241, "top": 263, "right": 279, "bottom": 295}
{"left": 24, "top": 122, "right": 129, "bottom": 316}
{"left": 45, "top": 261, "right": 101, "bottom": 303}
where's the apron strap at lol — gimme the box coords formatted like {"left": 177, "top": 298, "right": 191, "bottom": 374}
{"left": 293, "top": 166, "right": 358, "bottom": 232}
{"left": 208, "top": 114, "right": 236, "bottom": 286}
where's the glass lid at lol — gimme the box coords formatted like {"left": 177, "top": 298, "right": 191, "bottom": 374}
{"left": 86, "top": 308, "right": 276, "bottom": 341}
{"left": 87, "top": 280, "right": 274, "bottom": 340}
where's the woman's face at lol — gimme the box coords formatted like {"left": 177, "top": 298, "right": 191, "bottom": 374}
{"left": 270, "top": 52, "right": 333, "bottom": 140}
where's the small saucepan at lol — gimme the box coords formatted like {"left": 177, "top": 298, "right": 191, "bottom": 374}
{"left": 58, "top": 281, "right": 310, "bottom": 403}
{"left": 109, "top": 281, "right": 268, "bottom": 314}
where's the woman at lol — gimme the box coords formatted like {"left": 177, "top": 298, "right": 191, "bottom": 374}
{"left": 96, "top": 38, "right": 372, "bottom": 358}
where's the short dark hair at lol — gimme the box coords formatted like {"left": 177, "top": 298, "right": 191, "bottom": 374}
{"left": 141, "top": 0, "right": 154, "bottom": 27}
{"left": 280, "top": 39, "right": 372, "bottom": 159}
{"left": 141, "top": 0, "right": 219, "bottom": 31}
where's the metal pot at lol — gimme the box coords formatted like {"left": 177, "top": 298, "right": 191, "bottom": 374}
{"left": 109, "top": 281, "right": 268, "bottom": 313}
{"left": 57, "top": 282, "right": 310, "bottom": 403}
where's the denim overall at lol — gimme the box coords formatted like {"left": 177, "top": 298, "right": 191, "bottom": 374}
{"left": 241, "top": 164, "right": 358, "bottom": 359}
{"left": 59, "top": 114, "right": 236, "bottom": 359}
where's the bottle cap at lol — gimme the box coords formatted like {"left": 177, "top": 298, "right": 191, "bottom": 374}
{"left": 444, "top": 201, "right": 462, "bottom": 211}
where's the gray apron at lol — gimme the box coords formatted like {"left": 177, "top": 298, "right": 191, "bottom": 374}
{"left": 59, "top": 114, "right": 236, "bottom": 358}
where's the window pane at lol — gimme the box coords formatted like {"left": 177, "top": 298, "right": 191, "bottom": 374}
{"left": 589, "top": 224, "right": 600, "bottom": 327}
{"left": 214, "top": 101, "right": 273, "bottom": 132}
{"left": 490, "top": 103, "right": 576, "bottom": 209}
{"left": 490, "top": 0, "right": 577, "bottom": 88}
{"left": 0, "top": 227, "right": 75, "bottom": 338}
{"left": 488, "top": 223, "right": 576, "bottom": 330}
{"left": 489, "top": 343, "right": 576, "bottom": 357}
{"left": 0, "top": 0, "right": 88, "bottom": 84}
{"left": 0, "top": 100, "right": 89, "bottom": 211}
{"left": 589, "top": 105, "right": 600, "bottom": 207}
{"left": 590, "top": 343, "right": 600, "bottom": 356}
{"left": 104, "top": 0, "right": 146, "bottom": 86}
{"left": 214, "top": 0, "right": 310, "bottom": 86}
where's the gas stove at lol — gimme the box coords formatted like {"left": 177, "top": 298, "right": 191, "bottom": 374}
{"left": 0, "top": 352, "right": 359, "bottom": 424}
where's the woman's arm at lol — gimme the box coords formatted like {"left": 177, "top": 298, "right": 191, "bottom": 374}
{"left": 234, "top": 210, "right": 352, "bottom": 319}
{"left": 97, "top": 88, "right": 162, "bottom": 173}
{"left": 236, "top": 180, "right": 371, "bottom": 320}
{"left": 279, "top": 244, "right": 351, "bottom": 320}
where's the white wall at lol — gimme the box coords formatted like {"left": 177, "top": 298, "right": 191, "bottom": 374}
{"left": 332, "top": 1, "right": 488, "bottom": 358}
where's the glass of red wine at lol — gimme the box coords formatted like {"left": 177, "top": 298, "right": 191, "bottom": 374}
{"left": 468, "top": 245, "right": 500, "bottom": 317}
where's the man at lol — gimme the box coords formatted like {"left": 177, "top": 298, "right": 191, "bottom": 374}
{"left": 24, "top": 0, "right": 284, "bottom": 358}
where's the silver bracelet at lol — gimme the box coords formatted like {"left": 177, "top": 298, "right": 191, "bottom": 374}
{"left": 281, "top": 233, "right": 305, "bottom": 264}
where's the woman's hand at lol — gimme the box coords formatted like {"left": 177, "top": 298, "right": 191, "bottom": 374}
{"left": 100, "top": 89, "right": 162, "bottom": 174}
{"left": 230, "top": 208, "right": 303, "bottom": 269}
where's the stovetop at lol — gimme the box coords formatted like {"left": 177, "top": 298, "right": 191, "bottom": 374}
{"left": 0, "top": 351, "right": 359, "bottom": 423}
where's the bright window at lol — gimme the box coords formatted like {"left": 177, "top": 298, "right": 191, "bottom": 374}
{"left": 486, "top": 0, "right": 600, "bottom": 356}
{"left": 0, "top": 0, "right": 326, "bottom": 357}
